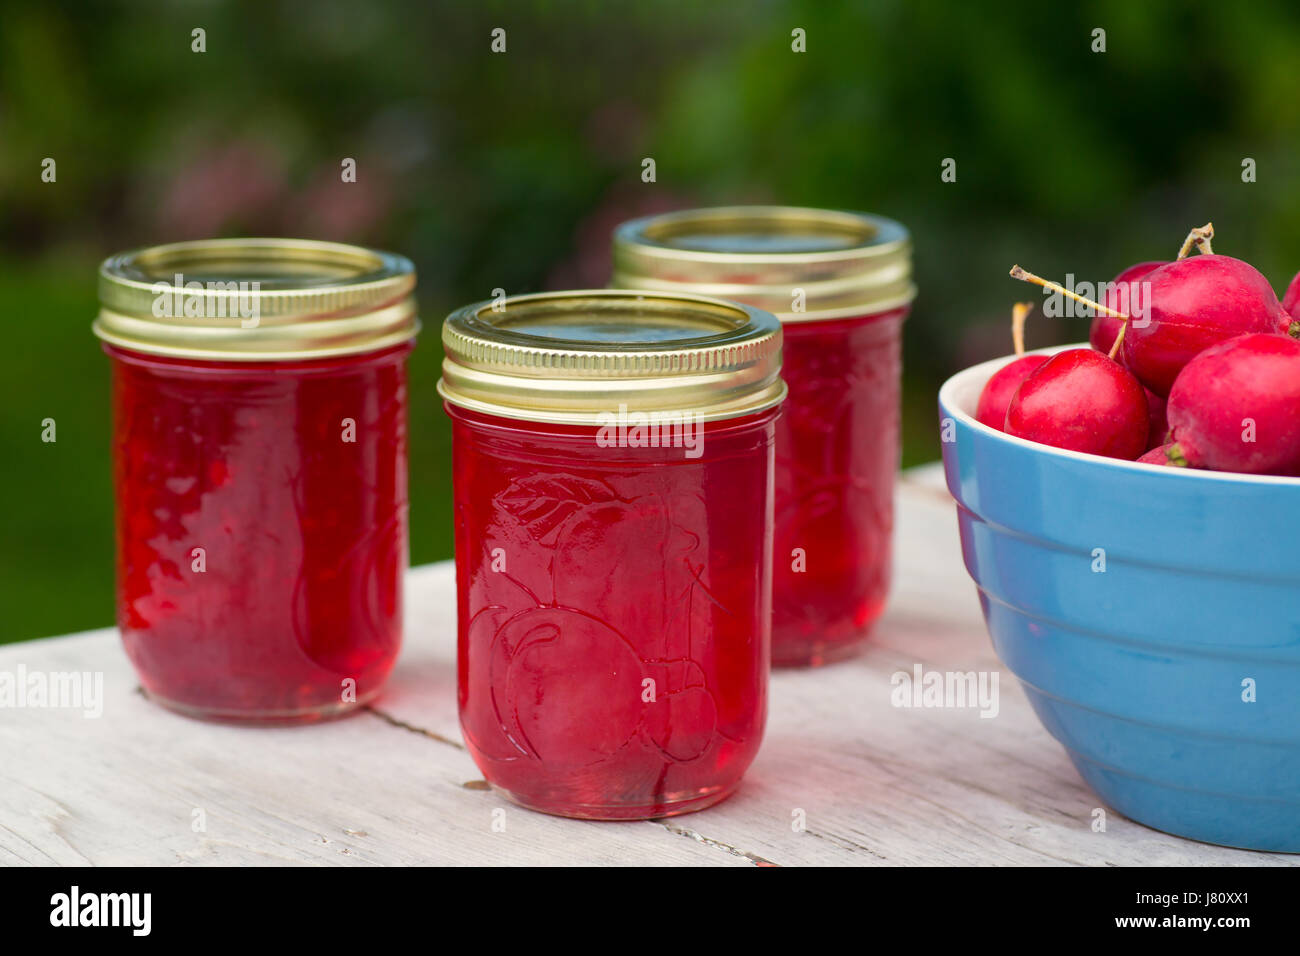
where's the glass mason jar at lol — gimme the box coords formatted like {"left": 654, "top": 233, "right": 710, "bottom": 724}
{"left": 94, "top": 239, "right": 419, "bottom": 723}
{"left": 613, "top": 208, "right": 915, "bottom": 667}
{"left": 438, "top": 291, "right": 785, "bottom": 819}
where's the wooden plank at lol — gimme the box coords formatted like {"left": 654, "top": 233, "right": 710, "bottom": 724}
{"left": 1, "top": 473, "right": 1292, "bottom": 865}
{"left": 0, "top": 633, "right": 743, "bottom": 866}
{"left": 897, "top": 458, "right": 951, "bottom": 498}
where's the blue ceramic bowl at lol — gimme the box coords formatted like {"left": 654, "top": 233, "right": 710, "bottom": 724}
{"left": 939, "top": 347, "right": 1300, "bottom": 853}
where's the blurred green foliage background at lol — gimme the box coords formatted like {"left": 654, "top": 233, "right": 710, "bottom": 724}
{"left": 4, "top": 0, "right": 1300, "bottom": 641}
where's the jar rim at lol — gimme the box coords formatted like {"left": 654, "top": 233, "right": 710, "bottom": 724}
{"left": 93, "top": 238, "right": 419, "bottom": 361}
{"left": 438, "top": 289, "right": 787, "bottom": 425}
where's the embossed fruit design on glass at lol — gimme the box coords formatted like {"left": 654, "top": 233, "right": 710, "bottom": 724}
{"left": 614, "top": 208, "right": 916, "bottom": 666}
{"left": 439, "top": 291, "right": 785, "bottom": 818}
{"left": 94, "top": 239, "right": 419, "bottom": 722}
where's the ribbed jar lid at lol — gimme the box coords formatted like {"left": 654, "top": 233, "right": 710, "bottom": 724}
{"left": 94, "top": 238, "right": 419, "bottom": 361}
{"left": 438, "top": 289, "right": 786, "bottom": 425}
{"left": 612, "top": 206, "right": 915, "bottom": 322}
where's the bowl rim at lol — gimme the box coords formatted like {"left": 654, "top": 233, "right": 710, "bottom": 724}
{"left": 938, "top": 343, "right": 1300, "bottom": 486}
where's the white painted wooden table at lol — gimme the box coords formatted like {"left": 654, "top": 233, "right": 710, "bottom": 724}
{"left": 2, "top": 465, "right": 1293, "bottom": 867}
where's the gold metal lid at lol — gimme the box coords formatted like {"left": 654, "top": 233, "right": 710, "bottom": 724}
{"left": 438, "top": 290, "right": 786, "bottom": 425}
{"left": 612, "top": 205, "right": 915, "bottom": 322}
{"left": 93, "top": 238, "right": 419, "bottom": 360}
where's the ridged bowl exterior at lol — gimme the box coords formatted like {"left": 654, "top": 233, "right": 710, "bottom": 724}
{"left": 939, "top": 349, "right": 1300, "bottom": 853}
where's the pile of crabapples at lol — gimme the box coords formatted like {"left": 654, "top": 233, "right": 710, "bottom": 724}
{"left": 977, "top": 223, "right": 1300, "bottom": 475}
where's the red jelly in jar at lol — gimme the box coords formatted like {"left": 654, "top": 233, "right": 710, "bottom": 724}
{"left": 94, "top": 239, "right": 419, "bottom": 722}
{"left": 439, "top": 291, "right": 786, "bottom": 819}
{"left": 614, "top": 208, "right": 915, "bottom": 666}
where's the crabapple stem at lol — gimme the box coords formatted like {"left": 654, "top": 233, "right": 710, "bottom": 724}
{"left": 1166, "top": 443, "right": 1189, "bottom": 467}
{"left": 1009, "top": 265, "right": 1128, "bottom": 318}
{"left": 1108, "top": 321, "right": 1127, "bottom": 361}
{"left": 1176, "top": 222, "right": 1214, "bottom": 259}
{"left": 1012, "top": 302, "right": 1032, "bottom": 356}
